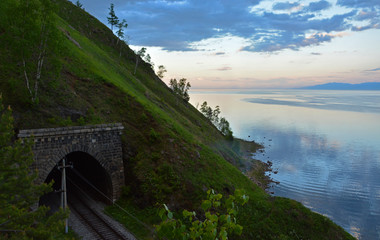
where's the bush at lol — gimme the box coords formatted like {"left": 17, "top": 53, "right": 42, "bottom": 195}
{"left": 155, "top": 189, "right": 249, "bottom": 240}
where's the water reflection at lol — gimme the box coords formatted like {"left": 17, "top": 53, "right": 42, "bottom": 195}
{"left": 250, "top": 126, "right": 380, "bottom": 240}
{"left": 242, "top": 90, "right": 380, "bottom": 113}
{"left": 190, "top": 90, "right": 380, "bottom": 240}
{"left": 243, "top": 97, "right": 380, "bottom": 113}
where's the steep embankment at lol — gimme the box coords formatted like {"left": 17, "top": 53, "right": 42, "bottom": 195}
{"left": 0, "top": 0, "right": 354, "bottom": 239}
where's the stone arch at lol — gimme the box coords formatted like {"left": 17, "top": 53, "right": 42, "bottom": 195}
{"left": 18, "top": 123, "right": 125, "bottom": 202}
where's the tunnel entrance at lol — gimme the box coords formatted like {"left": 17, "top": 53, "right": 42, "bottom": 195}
{"left": 39, "top": 151, "right": 113, "bottom": 211}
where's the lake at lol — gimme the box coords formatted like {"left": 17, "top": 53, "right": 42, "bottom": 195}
{"left": 189, "top": 89, "right": 380, "bottom": 240}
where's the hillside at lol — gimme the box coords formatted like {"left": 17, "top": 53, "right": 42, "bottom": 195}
{"left": 300, "top": 82, "right": 380, "bottom": 90}
{"left": 0, "top": 0, "right": 354, "bottom": 239}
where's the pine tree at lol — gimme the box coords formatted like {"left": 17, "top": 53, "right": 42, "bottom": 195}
{"left": 0, "top": 95, "right": 68, "bottom": 239}
{"left": 107, "top": 3, "right": 119, "bottom": 31}
{"left": 75, "top": 0, "right": 82, "bottom": 8}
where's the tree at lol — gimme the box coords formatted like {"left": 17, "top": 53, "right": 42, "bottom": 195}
{"left": 199, "top": 102, "right": 233, "bottom": 140}
{"left": 156, "top": 65, "right": 167, "bottom": 79}
{"left": 200, "top": 101, "right": 213, "bottom": 120}
{"left": 212, "top": 105, "right": 221, "bottom": 125}
{"left": 0, "top": 95, "right": 68, "bottom": 239}
{"left": 75, "top": 0, "right": 82, "bottom": 8}
{"left": 169, "top": 78, "right": 191, "bottom": 102}
{"left": 134, "top": 47, "right": 146, "bottom": 75}
{"left": 107, "top": 3, "right": 119, "bottom": 31}
{"left": 155, "top": 189, "right": 249, "bottom": 240}
{"left": 116, "top": 19, "right": 128, "bottom": 56}
{"left": 116, "top": 19, "right": 127, "bottom": 45}
{"left": 1, "top": 0, "right": 62, "bottom": 104}
{"left": 144, "top": 53, "right": 154, "bottom": 69}
{"left": 219, "top": 117, "right": 233, "bottom": 140}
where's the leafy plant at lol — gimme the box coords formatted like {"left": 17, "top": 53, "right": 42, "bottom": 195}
{"left": 155, "top": 189, "right": 249, "bottom": 240}
{"left": 149, "top": 128, "right": 160, "bottom": 143}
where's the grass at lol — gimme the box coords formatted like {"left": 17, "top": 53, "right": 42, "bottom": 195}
{"left": 105, "top": 197, "right": 159, "bottom": 240}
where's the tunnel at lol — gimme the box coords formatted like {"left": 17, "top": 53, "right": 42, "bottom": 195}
{"left": 39, "top": 151, "right": 113, "bottom": 212}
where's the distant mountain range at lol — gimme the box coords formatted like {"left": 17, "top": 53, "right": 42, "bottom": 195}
{"left": 299, "top": 82, "right": 380, "bottom": 90}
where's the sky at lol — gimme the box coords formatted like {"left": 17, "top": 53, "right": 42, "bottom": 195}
{"left": 70, "top": 0, "right": 380, "bottom": 88}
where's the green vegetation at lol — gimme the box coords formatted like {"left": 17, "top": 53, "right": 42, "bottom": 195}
{"left": 169, "top": 78, "right": 191, "bottom": 102}
{"left": 199, "top": 102, "right": 233, "bottom": 140}
{"left": 156, "top": 65, "right": 167, "bottom": 79}
{"left": 0, "top": 0, "right": 62, "bottom": 104}
{"left": 116, "top": 19, "right": 128, "bottom": 47}
{"left": 107, "top": 3, "right": 118, "bottom": 31}
{"left": 155, "top": 189, "right": 249, "bottom": 240}
{"left": 0, "top": 0, "right": 354, "bottom": 239}
{"left": 0, "top": 96, "right": 69, "bottom": 239}
{"left": 134, "top": 47, "right": 148, "bottom": 75}
{"left": 75, "top": 0, "right": 82, "bottom": 9}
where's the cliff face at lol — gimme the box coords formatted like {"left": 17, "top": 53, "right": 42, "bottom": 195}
{"left": 0, "top": 0, "right": 354, "bottom": 239}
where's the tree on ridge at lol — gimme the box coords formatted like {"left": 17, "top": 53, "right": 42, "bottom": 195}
{"left": 169, "top": 78, "right": 191, "bottom": 102}
{"left": 134, "top": 47, "right": 146, "bottom": 75}
{"left": 116, "top": 19, "right": 128, "bottom": 57}
{"left": 157, "top": 65, "right": 167, "bottom": 79}
{"left": 107, "top": 3, "right": 119, "bottom": 31}
{"left": 75, "top": 0, "right": 82, "bottom": 8}
{"left": 199, "top": 101, "right": 233, "bottom": 140}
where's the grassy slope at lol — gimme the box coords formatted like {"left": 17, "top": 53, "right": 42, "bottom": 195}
{"left": 0, "top": 0, "right": 354, "bottom": 239}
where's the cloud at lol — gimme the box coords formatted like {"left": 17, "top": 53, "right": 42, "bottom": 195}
{"left": 212, "top": 52, "right": 226, "bottom": 56}
{"left": 216, "top": 66, "right": 232, "bottom": 71}
{"left": 72, "top": 0, "right": 380, "bottom": 53}
{"left": 352, "top": 23, "right": 380, "bottom": 31}
{"left": 272, "top": 1, "right": 332, "bottom": 13}
{"left": 302, "top": 33, "right": 334, "bottom": 45}
{"left": 351, "top": 9, "right": 380, "bottom": 31}
{"left": 272, "top": 2, "right": 301, "bottom": 11}
{"left": 245, "top": 32, "right": 340, "bottom": 52}
{"left": 365, "top": 67, "right": 380, "bottom": 72}
{"left": 306, "top": 0, "right": 332, "bottom": 12}
{"left": 355, "top": 10, "right": 378, "bottom": 21}
{"left": 337, "top": 0, "right": 380, "bottom": 9}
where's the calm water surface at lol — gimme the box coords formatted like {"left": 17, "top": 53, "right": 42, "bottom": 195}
{"left": 190, "top": 89, "right": 380, "bottom": 240}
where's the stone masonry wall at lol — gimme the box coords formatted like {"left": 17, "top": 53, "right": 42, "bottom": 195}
{"left": 18, "top": 123, "right": 125, "bottom": 202}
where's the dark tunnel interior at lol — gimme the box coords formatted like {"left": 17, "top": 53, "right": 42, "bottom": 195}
{"left": 39, "top": 151, "right": 113, "bottom": 212}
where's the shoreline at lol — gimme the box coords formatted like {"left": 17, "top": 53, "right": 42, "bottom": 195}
{"left": 233, "top": 138, "right": 277, "bottom": 192}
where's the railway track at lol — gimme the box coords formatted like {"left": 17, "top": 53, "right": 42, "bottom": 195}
{"left": 67, "top": 181, "right": 130, "bottom": 240}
